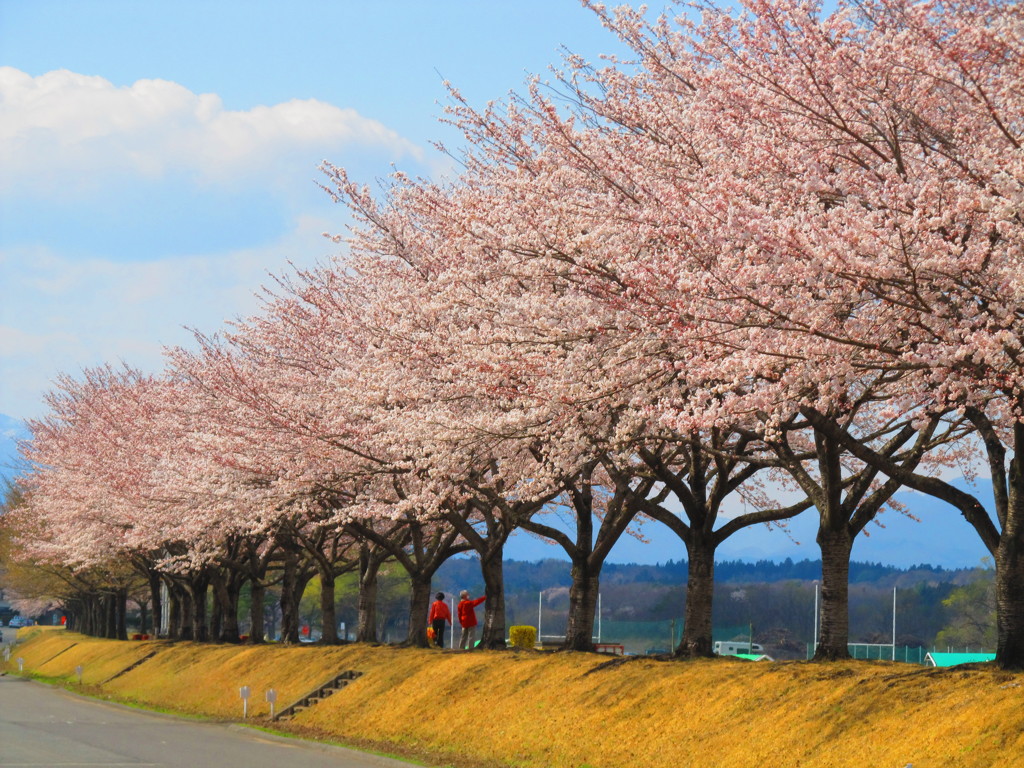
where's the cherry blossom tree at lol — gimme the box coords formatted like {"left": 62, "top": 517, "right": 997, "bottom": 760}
{"left": 593, "top": 0, "right": 1024, "bottom": 667}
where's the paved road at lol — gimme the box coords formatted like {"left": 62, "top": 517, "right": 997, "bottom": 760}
{"left": 0, "top": 672, "right": 416, "bottom": 768}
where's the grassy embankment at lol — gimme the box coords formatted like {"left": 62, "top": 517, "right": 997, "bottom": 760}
{"left": 3, "top": 626, "right": 1024, "bottom": 768}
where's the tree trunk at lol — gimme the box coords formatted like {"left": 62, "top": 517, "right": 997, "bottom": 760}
{"left": 995, "top": 535, "right": 1024, "bottom": 669}
{"left": 83, "top": 594, "right": 98, "bottom": 636}
{"left": 407, "top": 575, "right": 433, "bottom": 648}
{"left": 65, "top": 599, "right": 81, "bottom": 634}
{"left": 280, "top": 555, "right": 299, "bottom": 644}
{"left": 97, "top": 594, "right": 105, "bottom": 636}
{"left": 115, "top": 588, "right": 128, "bottom": 640}
{"left": 99, "top": 593, "right": 108, "bottom": 638}
{"left": 996, "top": 452, "right": 1024, "bottom": 669}
{"left": 265, "top": 603, "right": 278, "bottom": 644}
{"left": 677, "top": 538, "right": 715, "bottom": 658}
{"left": 104, "top": 592, "right": 117, "bottom": 639}
{"left": 815, "top": 526, "right": 853, "bottom": 661}
{"left": 279, "top": 555, "right": 313, "bottom": 644}
{"left": 94, "top": 593, "right": 104, "bottom": 637}
{"left": 319, "top": 571, "right": 338, "bottom": 645}
{"left": 167, "top": 583, "right": 183, "bottom": 640}
{"left": 223, "top": 576, "right": 243, "bottom": 644}
{"left": 357, "top": 546, "right": 380, "bottom": 643}
{"left": 96, "top": 594, "right": 106, "bottom": 637}
{"left": 64, "top": 598, "right": 79, "bottom": 634}
{"left": 188, "top": 574, "right": 209, "bottom": 643}
{"left": 478, "top": 545, "right": 507, "bottom": 649}
{"left": 249, "top": 580, "right": 266, "bottom": 644}
{"left": 94, "top": 594, "right": 105, "bottom": 637}
{"left": 210, "top": 570, "right": 242, "bottom": 644}
{"left": 178, "top": 582, "right": 194, "bottom": 641}
{"left": 80, "top": 595, "right": 91, "bottom": 636}
{"left": 564, "top": 559, "right": 600, "bottom": 652}
{"left": 77, "top": 595, "right": 89, "bottom": 635}
{"left": 148, "top": 571, "right": 162, "bottom": 637}
{"left": 94, "top": 594, "right": 104, "bottom": 637}
{"left": 209, "top": 589, "right": 223, "bottom": 642}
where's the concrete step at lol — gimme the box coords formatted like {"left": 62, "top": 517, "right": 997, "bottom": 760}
{"left": 272, "top": 669, "right": 363, "bottom": 721}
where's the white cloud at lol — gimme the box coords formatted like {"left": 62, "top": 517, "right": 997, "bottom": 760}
{"left": 0, "top": 67, "right": 422, "bottom": 197}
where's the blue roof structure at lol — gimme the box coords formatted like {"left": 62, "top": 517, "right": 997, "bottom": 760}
{"left": 924, "top": 652, "right": 995, "bottom": 667}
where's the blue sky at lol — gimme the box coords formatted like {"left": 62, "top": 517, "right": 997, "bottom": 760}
{"left": 0, "top": 1, "right": 991, "bottom": 568}
{"left": 1, "top": 1, "right": 646, "bottom": 420}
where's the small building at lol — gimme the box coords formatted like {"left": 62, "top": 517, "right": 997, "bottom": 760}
{"left": 714, "top": 640, "right": 764, "bottom": 656}
{"left": 924, "top": 652, "right": 996, "bottom": 667}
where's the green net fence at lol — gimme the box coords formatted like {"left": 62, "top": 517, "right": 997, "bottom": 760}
{"left": 562, "top": 621, "right": 755, "bottom": 655}
{"left": 593, "top": 619, "right": 680, "bottom": 655}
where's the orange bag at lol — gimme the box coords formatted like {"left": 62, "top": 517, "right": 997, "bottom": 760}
{"left": 426, "top": 626, "right": 436, "bottom": 642}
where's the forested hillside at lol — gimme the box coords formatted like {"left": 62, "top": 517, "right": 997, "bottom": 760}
{"left": 436, "top": 556, "right": 976, "bottom": 592}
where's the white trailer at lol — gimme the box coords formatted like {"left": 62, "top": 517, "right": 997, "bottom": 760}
{"left": 713, "top": 640, "right": 764, "bottom": 656}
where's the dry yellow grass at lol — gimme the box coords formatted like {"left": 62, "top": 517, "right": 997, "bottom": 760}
{"left": 5, "top": 627, "right": 1024, "bottom": 768}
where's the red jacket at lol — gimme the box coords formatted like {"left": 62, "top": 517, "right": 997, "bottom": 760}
{"left": 428, "top": 600, "right": 451, "bottom": 624}
{"left": 457, "top": 596, "right": 486, "bottom": 627}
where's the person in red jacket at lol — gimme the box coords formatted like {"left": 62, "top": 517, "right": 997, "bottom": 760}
{"left": 427, "top": 592, "right": 451, "bottom": 648}
{"left": 457, "top": 590, "right": 487, "bottom": 650}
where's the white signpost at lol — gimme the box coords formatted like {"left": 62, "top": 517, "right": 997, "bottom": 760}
{"left": 75, "top": 665, "right": 83, "bottom": 684}
{"left": 239, "top": 685, "right": 252, "bottom": 718}
{"left": 265, "top": 688, "right": 277, "bottom": 719}
{"left": 17, "top": 657, "right": 24, "bottom": 672}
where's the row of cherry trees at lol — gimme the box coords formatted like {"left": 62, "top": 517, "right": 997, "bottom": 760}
{"left": 10, "top": 0, "right": 1024, "bottom": 667}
